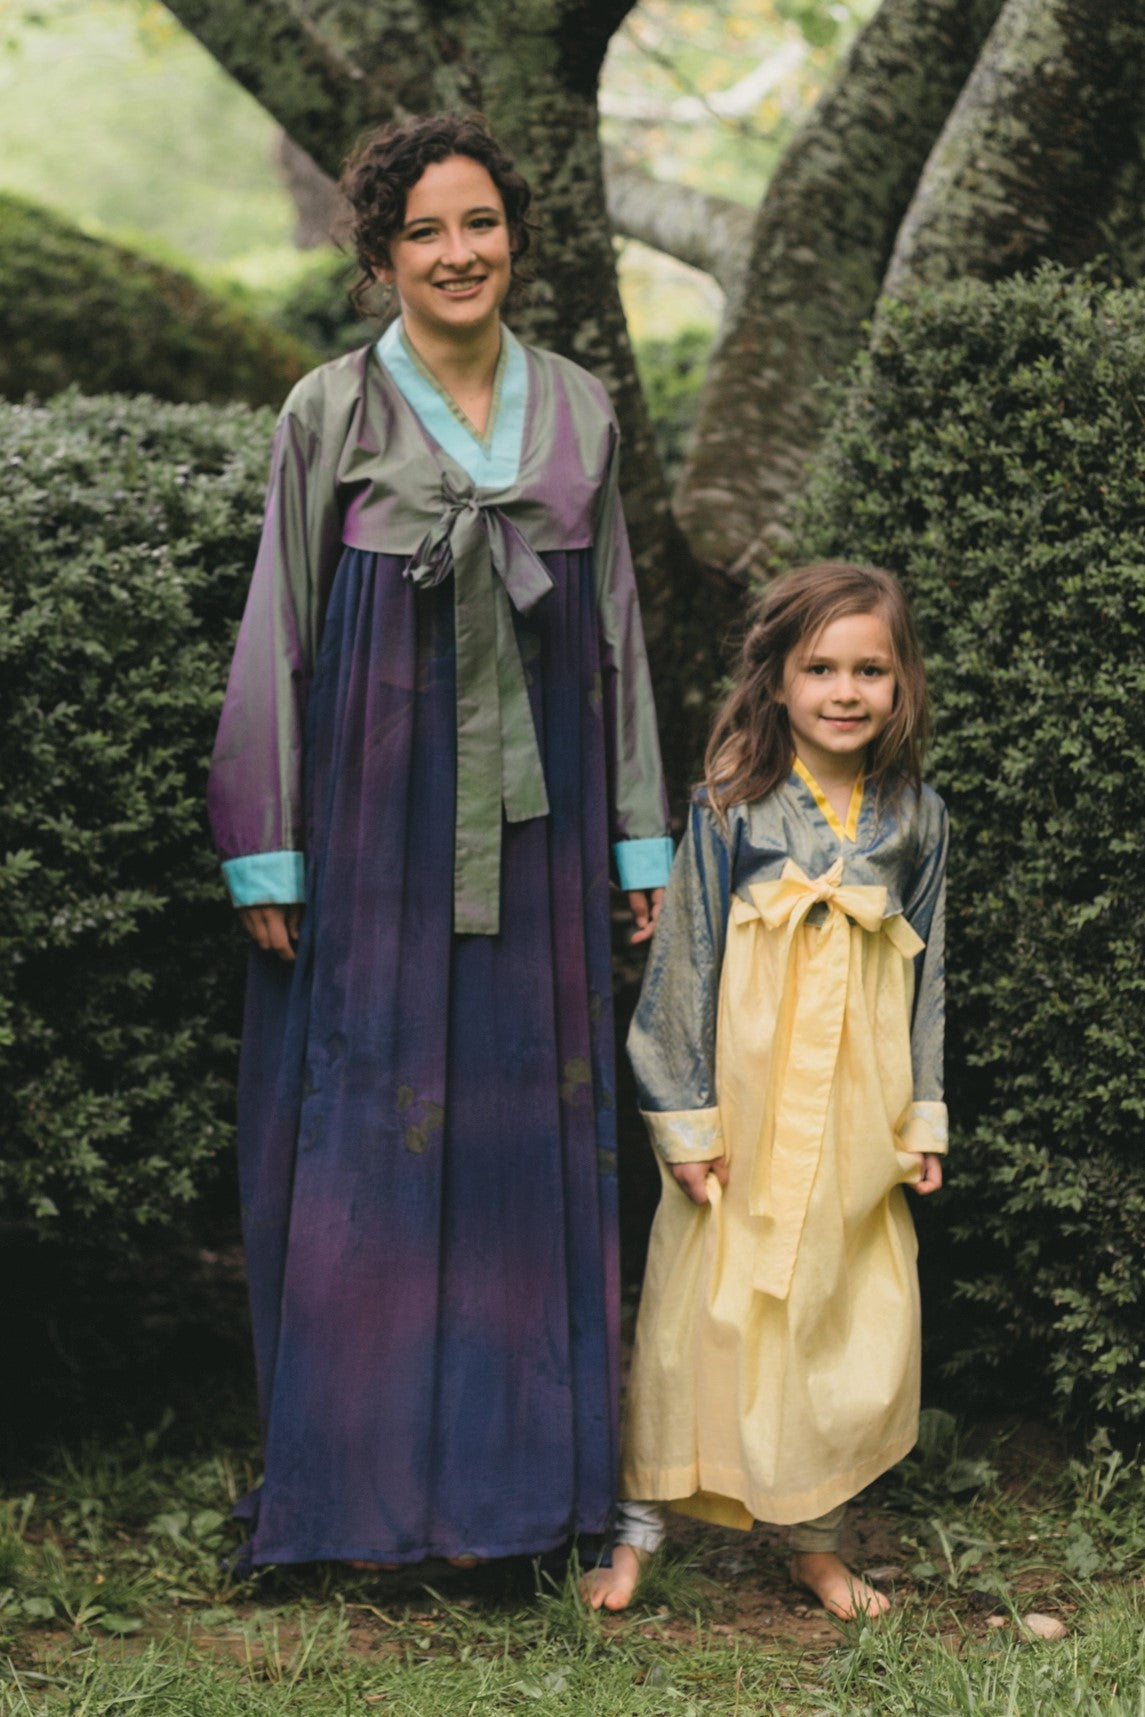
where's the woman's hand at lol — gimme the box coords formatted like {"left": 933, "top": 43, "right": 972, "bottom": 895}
{"left": 628, "top": 887, "right": 665, "bottom": 946}
{"left": 671, "top": 1158, "right": 728, "bottom": 1206}
{"left": 239, "top": 904, "right": 302, "bottom": 963}
{"left": 910, "top": 1153, "right": 943, "bottom": 1196}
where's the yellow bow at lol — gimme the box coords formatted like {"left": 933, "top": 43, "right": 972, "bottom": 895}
{"left": 730, "top": 858, "right": 923, "bottom": 1299}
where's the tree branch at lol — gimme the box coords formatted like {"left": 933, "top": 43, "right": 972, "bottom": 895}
{"left": 556, "top": 0, "right": 642, "bottom": 78}
{"left": 161, "top": 0, "right": 442, "bottom": 174}
{"left": 882, "top": 0, "right": 1145, "bottom": 297}
{"left": 600, "top": 40, "right": 805, "bottom": 124}
{"left": 603, "top": 150, "right": 751, "bottom": 292}
{"left": 673, "top": 0, "right": 1006, "bottom": 579}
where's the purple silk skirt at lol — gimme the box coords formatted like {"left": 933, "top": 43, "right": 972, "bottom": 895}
{"left": 235, "top": 547, "right": 619, "bottom": 1564}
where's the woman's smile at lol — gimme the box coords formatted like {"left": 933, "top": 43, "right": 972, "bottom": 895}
{"left": 378, "top": 155, "right": 513, "bottom": 343}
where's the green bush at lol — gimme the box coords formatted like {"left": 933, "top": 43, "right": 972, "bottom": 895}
{"left": 266, "top": 247, "right": 380, "bottom": 359}
{"left": 794, "top": 265, "right": 1145, "bottom": 1425}
{"left": 0, "top": 390, "right": 274, "bottom": 1242}
{"left": 0, "top": 194, "right": 317, "bottom": 407}
{"left": 634, "top": 327, "right": 712, "bottom": 487}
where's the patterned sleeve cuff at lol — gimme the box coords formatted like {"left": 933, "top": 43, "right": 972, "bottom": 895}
{"left": 221, "top": 850, "right": 307, "bottom": 908}
{"left": 641, "top": 1106, "right": 725, "bottom": 1164}
{"left": 614, "top": 836, "right": 675, "bottom": 891}
{"left": 896, "top": 1101, "right": 948, "bottom": 1156}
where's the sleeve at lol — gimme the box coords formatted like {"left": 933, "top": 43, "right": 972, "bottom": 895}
{"left": 592, "top": 423, "right": 673, "bottom": 892}
{"left": 896, "top": 796, "right": 949, "bottom": 1155}
{"left": 207, "top": 408, "right": 342, "bottom": 907}
{"left": 627, "top": 801, "right": 731, "bottom": 1163}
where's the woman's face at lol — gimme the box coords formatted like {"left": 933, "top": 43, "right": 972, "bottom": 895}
{"left": 378, "top": 154, "right": 513, "bottom": 346}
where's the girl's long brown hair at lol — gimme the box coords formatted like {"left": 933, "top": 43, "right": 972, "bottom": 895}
{"left": 703, "top": 562, "right": 928, "bottom": 820}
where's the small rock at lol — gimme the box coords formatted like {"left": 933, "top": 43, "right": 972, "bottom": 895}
{"left": 985, "top": 1615, "right": 1007, "bottom": 1629}
{"left": 1023, "top": 1612, "right": 1067, "bottom": 1642}
{"left": 864, "top": 1564, "right": 904, "bottom": 1583}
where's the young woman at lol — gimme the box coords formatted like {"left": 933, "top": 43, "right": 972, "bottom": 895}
{"left": 208, "top": 113, "right": 672, "bottom": 1568}
{"left": 588, "top": 562, "right": 947, "bottom": 1617}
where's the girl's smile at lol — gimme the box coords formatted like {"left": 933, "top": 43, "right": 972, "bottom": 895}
{"left": 778, "top": 609, "right": 897, "bottom": 784}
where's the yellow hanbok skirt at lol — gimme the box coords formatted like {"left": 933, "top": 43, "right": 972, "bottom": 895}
{"left": 621, "top": 860, "right": 929, "bottom": 1527}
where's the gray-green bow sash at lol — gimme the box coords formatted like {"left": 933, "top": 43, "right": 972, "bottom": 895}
{"left": 406, "top": 473, "right": 553, "bottom": 936}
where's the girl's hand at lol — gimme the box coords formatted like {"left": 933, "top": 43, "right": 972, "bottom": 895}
{"left": 911, "top": 1153, "right": 943, "bottom": 1196}
{"left": 628, "top": 887, "right": 665, "bottom": 946}
{"left": 240, "top": 904, "right": 302, "bottom": 963}
{"left": 671, "top": 1158, "right": 728, "bottom": 1206}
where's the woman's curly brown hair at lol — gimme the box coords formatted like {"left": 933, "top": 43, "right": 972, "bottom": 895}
{"left": 340, "top": 112, "right": 535, "bottom": 314}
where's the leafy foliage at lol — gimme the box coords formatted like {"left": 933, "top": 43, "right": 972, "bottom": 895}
{"left": 795, "top": 265, "right": 1145, "bottom": 1425}
{"left": 0, "top": 390, "right": 274, "bottom": 1241}
{"left": 633, "top": 328, "right": 711, "bottom": 487}
{"left": 266, "top": 248, "right": 379, "bottom": 359}
{"left": 0, "top": 193, "right": 316, "bottom": 408}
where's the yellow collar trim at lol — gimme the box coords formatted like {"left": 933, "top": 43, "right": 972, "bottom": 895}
{"left": 793, "top": 758, "right": 864, "bottom": 842}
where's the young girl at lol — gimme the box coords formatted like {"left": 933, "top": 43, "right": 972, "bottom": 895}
{"left": 588, "top": 562, "right": 947, "bottom": 1618}
{"left": 208, "top": 113, "right": 671, "bottom": 1569}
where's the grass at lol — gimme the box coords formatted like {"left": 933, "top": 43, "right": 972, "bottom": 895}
{"left": 0, "top": 1411, "right": 1143, "bottom": 1713}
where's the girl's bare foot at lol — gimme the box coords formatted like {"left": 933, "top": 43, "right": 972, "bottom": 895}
{"left": 446, "top": 1555, "right": 486, "bottom": 1569}
{"left": 346, "top": 1559, "right": 401, "bottom": 1571}
{"left": 581, "top": 1543, "right": 650, "bottom": 1612}
{"left": 790, "top": 1551, "right": 890, "bottom": 1620}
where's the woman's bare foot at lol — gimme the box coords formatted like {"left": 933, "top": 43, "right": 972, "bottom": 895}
{"left": 446, "top": 1555, "right": 486, "bottom": 1569}
{"left": 790, "top": 1551, "right": 890, "bottom": 1620}
{"left": 581, "top": 1543, "right": 650, "bottom": 1612}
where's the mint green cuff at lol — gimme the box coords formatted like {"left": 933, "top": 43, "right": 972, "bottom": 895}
{"left": 222, "top": 850, "right": 306, "bottom": 907}
{"left": 614, "top": 836, "right": 674, "bottom": 891}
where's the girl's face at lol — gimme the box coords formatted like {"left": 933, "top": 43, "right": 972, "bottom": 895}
{"left": 778, "top": 609, "right": 897, "bottom": 781}
{"left": 377, "top": 154, "right": 512, "bottom": 346}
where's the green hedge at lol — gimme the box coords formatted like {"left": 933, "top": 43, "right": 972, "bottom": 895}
{"left": 0, "top": 193, "right": 317, "bottom": 407}
{"left": 0, "top": 391, "right": 274, "bottom": 1242}
{"left": 267, "top": 248, "right": 380, "bottom": 358}
{"left": 634, "top": 328, "right": 711, "bottom": 488}
{"left": 794, "top": 265, "right": 1145, "bottom": 1425}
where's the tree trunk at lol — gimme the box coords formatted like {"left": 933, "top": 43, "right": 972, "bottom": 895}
{"left": 672, "top": 0, "right": 1005, "bottom": 581}
{"left": 883, "top": 0, "right": 1145, "bottom": 297}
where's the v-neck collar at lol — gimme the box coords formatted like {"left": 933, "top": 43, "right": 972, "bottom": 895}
{"left": 376, "top": 319, "right": 527, "bottom": 490}
{"left": 793, "top": 757, "right": 864, "bottom": 843}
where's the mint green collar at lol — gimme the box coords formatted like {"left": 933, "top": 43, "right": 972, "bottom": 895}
{"left": 377, "top": 320, "right": 527, "bottom": 490}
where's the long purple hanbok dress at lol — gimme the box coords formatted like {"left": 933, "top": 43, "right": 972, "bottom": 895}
{"left": 208, "top": 322, "right": 672, "bottom": 1566}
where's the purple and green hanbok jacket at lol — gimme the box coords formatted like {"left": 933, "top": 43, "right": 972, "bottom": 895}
{"left": 207, "top": 322, "right": 672, "bottom": 1567}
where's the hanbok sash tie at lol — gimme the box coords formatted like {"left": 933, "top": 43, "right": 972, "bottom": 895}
{"left": 731, "top": 857, "right": 924, "bottom": 1299}
{"left": 407, "top": 473, "right": 554, "bottom": 935}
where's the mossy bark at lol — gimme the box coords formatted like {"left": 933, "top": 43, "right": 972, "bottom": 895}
{"left": 883, "top": 0, "right": 1145, "bottom": 297}
{"left": 672, "top": 0, "right": 1004, "bottom": 580}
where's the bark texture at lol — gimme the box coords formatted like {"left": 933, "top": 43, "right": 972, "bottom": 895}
{"left": 883, "top": 0, "right": 1145, "bottom": 297}
{"left": 672, "top": 0, "right": 1005, "bottom": 579}
{"left": 603, "top": 149, "right": 752, "bottom": 294}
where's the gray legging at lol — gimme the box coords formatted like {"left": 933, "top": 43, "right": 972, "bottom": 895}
{"left": 616, "top": 1499, "right": 847, "bottom": 1554}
